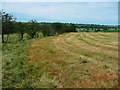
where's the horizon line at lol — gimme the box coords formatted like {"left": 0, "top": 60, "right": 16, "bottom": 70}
{"left": 16, "top": 20, "right": 118, "bottom": 26}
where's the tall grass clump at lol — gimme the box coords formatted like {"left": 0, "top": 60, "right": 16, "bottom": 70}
{"left": 2, "top": 38, "right": 32, "bottom": 88}
{"left": 2, "top": 34, "right": 58, "bottom": 88}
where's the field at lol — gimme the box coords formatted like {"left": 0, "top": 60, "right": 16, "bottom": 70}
{"left": 3, "top": 32, "right": 118, "bottom": 88}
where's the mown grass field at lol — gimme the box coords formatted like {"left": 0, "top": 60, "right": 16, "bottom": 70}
{"left": 3, "top": 32, "right": 118, "bottom": 88}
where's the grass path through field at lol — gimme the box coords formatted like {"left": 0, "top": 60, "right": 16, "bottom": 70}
{"left": 27, "top": 32, "right": 118, "bottom": 88}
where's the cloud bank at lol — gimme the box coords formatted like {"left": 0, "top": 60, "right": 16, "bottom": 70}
{"left": 2, "top": 2, "right": 118, "bottom": 25}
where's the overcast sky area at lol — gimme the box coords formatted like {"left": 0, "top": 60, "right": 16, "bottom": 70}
{"left": 2, "top": 1, "right": 118, "bottom": 25}
{"left": 2, "top": 0, "right": 119, "bottom": 2}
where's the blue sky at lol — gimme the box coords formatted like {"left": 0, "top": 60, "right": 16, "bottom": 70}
{"left": 2, "top": 2, "right": 118, "bottom": 25}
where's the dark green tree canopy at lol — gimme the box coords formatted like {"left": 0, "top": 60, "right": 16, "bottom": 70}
{"left": 27, "top": 20, "right": 39, "bottom": 38}
{"left": 2, "top": 11, "right": 16, "bottom": 43}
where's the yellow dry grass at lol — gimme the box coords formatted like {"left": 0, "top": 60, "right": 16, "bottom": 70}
{"left": 27, "top": 32, "right": 118, "bottom": 88}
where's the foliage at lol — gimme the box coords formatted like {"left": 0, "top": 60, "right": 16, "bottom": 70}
{"left": 52, "top": 22, "right": 64, "bottom": 34}
{"left": 41, "top": 24, "right": 55, "bottom": 36}
{"left": 2, "top": 11, "right": 16, "bottom": 43}
{"left": 16, "top": 22, "right": 27, "bottom": 40}
{"left": 2, "top": 11, "right": 118, "bottom": 43}
{"left": 27, "top": 20, "right": 39, "bottom": 38}
{"left": 69, "top": 24, "right": 77, "bottom": 32}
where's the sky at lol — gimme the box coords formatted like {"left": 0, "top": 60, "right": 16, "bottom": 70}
{"left": 2, "top": 0, "right": 119, "bottom": 2}
{"left": 2, "top": 1, "right": 118, "bottom": 25}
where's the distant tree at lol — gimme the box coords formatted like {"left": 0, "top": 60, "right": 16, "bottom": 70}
{"left": 95, "top": 28, "right": 101, "bottom": 32}
{"left": 41, "top": 24, "right": 55, "bottom": 36}
{"left": 27, "top": 20, "right": 39, "bottom": 38}
{"left": 69, "top": 24, "right": 77, "bottom": 32}
{"left": 2, "top": 10, "right": 16, "bottom": 43}
{"left": 103, "top": 27, "right": 108, "bottom": 32}
{"left": 62, "top": 24, "right": 70, "bottom": 33}
{"left": 52, "top": 22, "right": 63, "bottom": 34}
{"left": 115, "top": 27, "right": 117, "bottom": 30}
{"left": 17, "top": 22, "right": 27, "bottom": 40}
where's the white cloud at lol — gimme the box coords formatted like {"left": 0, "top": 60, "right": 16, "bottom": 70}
{"left": 2, "top": 2, "right": 118, "bottom": 25}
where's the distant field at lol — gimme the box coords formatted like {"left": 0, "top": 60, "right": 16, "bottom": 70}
{"left": 3, "top": 32, "right": 118, "bottom": 88}
{"left": 27, "top": 32, "right": 118, "bottom": 88}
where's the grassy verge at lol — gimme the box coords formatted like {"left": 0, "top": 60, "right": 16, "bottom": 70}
{"left": 3, "top": 39, "right": 32, "bottom": 88}
{"left": 2, "top": 33, "right": 60, "bottom": 88}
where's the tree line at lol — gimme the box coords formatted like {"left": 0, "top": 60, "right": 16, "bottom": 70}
{"left": 1, "top": 11, "right": 118, "bottom": 43}
{"left": 76, "top": 24, "right": 118, "bottom": 32}
{"left": 1, "top": 11, "right": 76, "bottom": 43}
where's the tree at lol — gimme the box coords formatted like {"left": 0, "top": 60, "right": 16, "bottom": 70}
{"left": 41, "top": 24, "right": 55, "bottom": 36}
{"left": 62, "top": 24, "right": 70, "bottom": 33}
{"left": 95, "top": 28, "right": 101, "bottom": 32}
{"left": 103, "top": 27, "right": 108, "bottom": 32}
{"left": 17, "top": 22, "right": 27, "bottom": 40}
{"left": 27, "top": 20, "right": 39, "bottom": 38}
{"left": 69, "top": 24, "right": 77, "bottom": 32}
{"left": 52, "top": 22, "right": 63, "bottom": 34}
{"left": 2, "top": 11, "right": 16, "bottom": 43}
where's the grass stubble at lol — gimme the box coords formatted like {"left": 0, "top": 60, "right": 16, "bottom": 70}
{"left": 2, "top": 32, "right": 119, "bottom": 88}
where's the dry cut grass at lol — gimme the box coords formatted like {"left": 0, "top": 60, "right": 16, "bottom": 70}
{"left": 27, "top": 32, "right": 118, "bottom": 88}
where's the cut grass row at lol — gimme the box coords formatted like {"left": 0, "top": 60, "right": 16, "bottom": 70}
{"left": 83, "top": 33, "right": 118, "bottom": 46}
{"left": 51, "top": 33, "right": 118, "bottom": 71}
{"left": 27, "top": 32, "right": 118, "bottom": 88}
{"left": 3, "top": 32, "right": 118, "bottom": 88}
{"left": 77, "top": 32, "right": 118, "bottom": 51}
